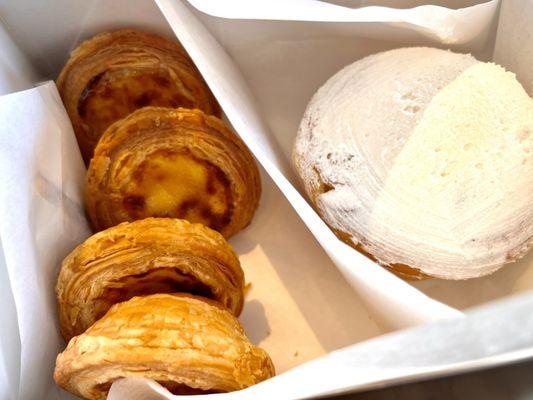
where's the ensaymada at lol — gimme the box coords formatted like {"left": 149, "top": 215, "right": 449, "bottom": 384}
{"left": 293, "top": 47, "right": 532, "bottom": 280}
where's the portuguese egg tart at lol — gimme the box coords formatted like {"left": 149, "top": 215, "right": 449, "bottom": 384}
{"left": 57, "top": 29, "right": 219, "bottom": 162}
{"left": 56, "top": 218, "right": 244, "bottom": 341}
{"left": 54, "top": 294, "right": 275, "bottom": 400}
{"left": 86, "top": 107, "right": 261, "bottom": 237}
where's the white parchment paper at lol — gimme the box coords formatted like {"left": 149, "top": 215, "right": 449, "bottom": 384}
{"left": 0, "top": 0, "right": 531, "bottom": 399}
{"left": 0, "top": 23, "right": 36, "bottom": 95}
{"left": 155, "top": 0, "right": 468, "bottom": 331}
{"left": 0, "top": 243, "right": 20, "bottom": 400}
{"left": 186, "top": 0, "right": 498, "bottom": 45}
{"left": 0, "top": 83, "right": 90, "bottom": 400}
{"left": 166, "top": 0, "right": 533, "bottom": 320}
{"left": 107, "top": 0, "right": 531, "bottom": 397}
{"left": 0, "top": 83, "right": 378, "bottom": 400}
{"left": 108, "top": 292, "right": 533, "bottom": 400}
{"left": 493, "top": 0, "right": 533, "bottom": 96}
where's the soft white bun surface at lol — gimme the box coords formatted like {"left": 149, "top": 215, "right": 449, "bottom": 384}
{"left": 293, "top": 47, "right": 532, "bottom": 279}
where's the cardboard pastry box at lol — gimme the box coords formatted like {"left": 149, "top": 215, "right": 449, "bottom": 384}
{"left": 0, "top": 0, "right": 531, "bottom": 399}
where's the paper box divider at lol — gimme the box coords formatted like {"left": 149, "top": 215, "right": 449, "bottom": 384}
{"left": 166, "top": 0, "right": 533, "bottom": 320}
{"left": 107, "top": 292, "right": 533, "bottom": 400}
{"left": 0, "top": 0, "right": 532, "bottom": 399}
{"left": 156, "top": 0, "right": 469, "bottom": 329}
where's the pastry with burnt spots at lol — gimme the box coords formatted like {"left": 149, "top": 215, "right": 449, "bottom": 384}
{"left": 57, "top": 29, "right": 219, "bottom": 162}
{"left": 85, "top": 107, "right": 261, "bottom": 237}
{"left": 54, "top": 294, "right": 275, "bottom": 400}
{"left": 56, "top": 218, "right": 244, "bottom": 341}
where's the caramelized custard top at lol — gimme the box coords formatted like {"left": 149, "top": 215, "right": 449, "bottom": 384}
{"left": 78, "top": 68, "right": 194, "bottom": 142}
{"left": 122, "top": 150, "right": 233, "bottom": 232}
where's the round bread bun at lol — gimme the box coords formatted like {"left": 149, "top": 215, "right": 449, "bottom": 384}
{"left": 293, "top": 47, "right": 532, "bottom": 280}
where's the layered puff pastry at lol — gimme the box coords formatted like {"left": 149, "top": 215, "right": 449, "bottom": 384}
{"left": 86, "top": 107, "right": 261, "bottom": 237}
{"left": 57, "top": 29, "right": 219, "bottom": 162}
{"left": 54, "top": 294, "right": 275, "bottom": 400}
{"left": 56, "top": 218, "right": 244, "bottom": 341}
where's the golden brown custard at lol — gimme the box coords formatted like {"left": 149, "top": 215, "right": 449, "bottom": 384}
{"left": 122, "top": 150, "right": 233, "bottom": 231}
{"left": 57, "top": 30, "right": 220, "bottom": 163}
{"left": 78, "top": 68, "right": 195, "bottom": 142}
{"left": 86, "top": 107, "right": 260, "bottom": 237}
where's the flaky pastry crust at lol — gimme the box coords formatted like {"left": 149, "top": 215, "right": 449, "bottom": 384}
{"left": 57, "top": 29, "right": 219, "bottom": 162}
{"left": 56, "top": 218, "right": 244, "bottom": 341}
{"left": 54, "top": 294, "right": 275, "bottom": 400}
{"left": 85, "top": 107, "right": 261, "bottom": 237}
